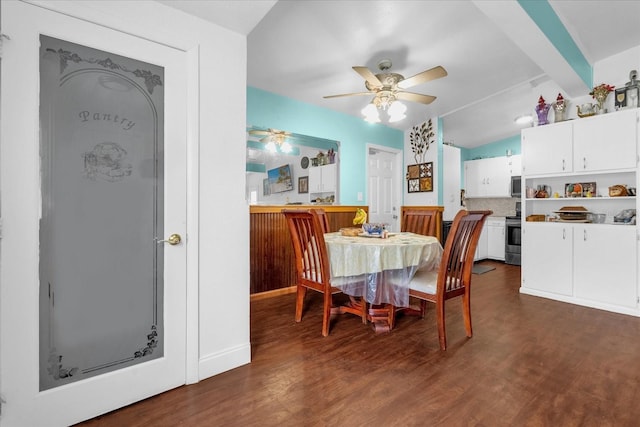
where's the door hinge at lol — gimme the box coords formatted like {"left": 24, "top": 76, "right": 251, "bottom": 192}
{"left": 0, "top": 393, "right": 6, "bottom": 416}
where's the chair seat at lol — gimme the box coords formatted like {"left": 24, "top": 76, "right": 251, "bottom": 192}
{"left": 408, "top": 268, "right": 438, "bottom": 295}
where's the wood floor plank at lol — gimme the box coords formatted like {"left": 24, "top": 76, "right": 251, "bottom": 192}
{"left": 76, "top": 262, "right": 640, "bottom": 426}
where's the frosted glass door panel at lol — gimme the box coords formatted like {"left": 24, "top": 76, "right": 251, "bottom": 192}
{"left": 39, "top": 36, "right": 165, "bottom": 390}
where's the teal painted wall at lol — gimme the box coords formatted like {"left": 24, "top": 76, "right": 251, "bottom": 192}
{"left": 461, "top": 134, "right": 521, "bottom": 161}
{"left": 247, "top": 86, "right": 404, "bottom": 205}
{"left": 459, "top": 134, "right": 522, "bottom": 187}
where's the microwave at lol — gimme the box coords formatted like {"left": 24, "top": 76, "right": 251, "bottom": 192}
{"left": 511, "top": 175, "right": 522, "bottom": 198}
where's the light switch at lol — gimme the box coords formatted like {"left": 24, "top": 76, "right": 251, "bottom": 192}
{"left": 357, "top": 192, "right": 363, "bottom": 201}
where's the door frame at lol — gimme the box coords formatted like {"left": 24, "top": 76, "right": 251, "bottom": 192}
{"left": 0, "top": 1, "right": 201, "bottom": 423}
{"left": 30, "top": 0, "right": 202, "bottom": 385}
{"left": 366, "top": 143, "right": 403, "bottom": 231}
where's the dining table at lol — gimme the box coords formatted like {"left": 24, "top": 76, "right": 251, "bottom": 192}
{"left": 324, "top": 231, "right": 443, "bottom": 332}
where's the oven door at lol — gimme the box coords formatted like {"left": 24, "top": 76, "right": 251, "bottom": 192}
{"left": 505, "top": 219, "right": 521, "bottom": 265}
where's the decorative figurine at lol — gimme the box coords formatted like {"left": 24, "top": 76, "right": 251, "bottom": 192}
{"left": 552, "top": 93, "right": 567, "bottom": 122}
{"left": 589, "top": 83, "right": 615, "bottom": 114}
{"left": 535, "top": 95, "right": 550, "bottom": 125}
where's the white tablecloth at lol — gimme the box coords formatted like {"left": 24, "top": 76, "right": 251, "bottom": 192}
{"left": 324, "top": 232, "right": 443, "bottom": 307}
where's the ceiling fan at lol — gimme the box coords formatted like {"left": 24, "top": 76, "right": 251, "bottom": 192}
{"left": 324, "top": 59, "right": 447, "bottom": 122}
{"left": 248, "top": 128, "right": 293, "bottom": 152}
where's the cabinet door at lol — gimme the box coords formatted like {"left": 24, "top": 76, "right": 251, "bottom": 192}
{"left": 522, "top": 224, "right": 572, "bottom": 295}
{"left": 573, "top": 225, "right": 637, "bottom": 308}
{"left": 474, "top": 222, "right": 489, "bottom": 261}
{"left": 321, "top": 163, "right": 337, "bottom": 192}
{"left": 464, "top": 159, "right": 484, "bottom": 197}
{"left": 487, "top": 222, "right": 505, "bottom": 260}
{"left": 573, "top": 109, "right": 638, "bottom": 172}
{"left": 308, "top": 166, "right": 322, "bottom": 191}
{"left": 484, "top": 157, "right": 510, "bottom": 197}
{"left": 522, "top": 124, "right": 573, "bottom": 175}
{"left": 509, "top": 154, "right": 522, "bottom": 176}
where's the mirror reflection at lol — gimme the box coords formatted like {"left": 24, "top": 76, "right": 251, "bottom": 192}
{"left": 246, "top": 127, "right": 339, "bottom": 205}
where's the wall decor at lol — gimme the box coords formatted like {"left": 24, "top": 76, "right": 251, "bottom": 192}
{"left": 409, "top": 119, "right": 434, "bottom": 164}
{"left": 300, "top": 156, "right": 309, "bottom": 169}
{"left": 565, "top": 182, "right": 596, "bottom": 198}
{"left": 615, "top": 88, "right": 627, "bottom": 110}
{"left": 407, "top": 162, "right": 433, "bottom": 193}
{"left": 298, "top": 176, "right": 308, "bottom": 193}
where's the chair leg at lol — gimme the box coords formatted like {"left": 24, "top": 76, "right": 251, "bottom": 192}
{"left": 462, "top": 293, "right": 473, "bottom": 338}
{"left": 295, "top": 285, "right": 307, "bottom": 323}
{"left": 360, "top": 298, "right": 367, "bottom": 324}
{"left": 436, "top": 301, "right": 447, "bottom": 351}
{"left": 321, "top": 291, "right": 332, "bottom": 337}
{"left": 420, "top": 300, "right": 427, "bottom": 318}
{"left": 388, "top": 304, "right": 396, "bottom": 329}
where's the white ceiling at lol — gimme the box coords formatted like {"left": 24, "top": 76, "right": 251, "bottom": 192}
{"left": 158, "top": 0, "right": 640, "bottom": 149}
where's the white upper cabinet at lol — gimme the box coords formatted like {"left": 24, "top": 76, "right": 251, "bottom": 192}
{"left": 464, "top": 156, "right": 511, "bottom": 198}
{"left": 572, "top": 109, "right": 638, "bottom": 172}
{"left": 522, "top": 123, "right": 573, "bottom": 176}
{"left": 309, "top": 163, "right": 337, "bottom": 193}
{"left": 508, "top": 154, "right": 522, "bottom": 176}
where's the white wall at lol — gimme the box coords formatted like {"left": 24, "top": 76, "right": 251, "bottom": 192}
{"left": 403, "top": 119, "right": 439, "bottom": 206}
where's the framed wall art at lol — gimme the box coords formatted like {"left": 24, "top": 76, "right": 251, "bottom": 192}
{"left": 298, "top": 176, "right": 308, "bottom": 194}
{"left": 407, "top": 162, "right": 433, "bottom": 193}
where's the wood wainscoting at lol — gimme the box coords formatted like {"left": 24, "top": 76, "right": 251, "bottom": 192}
{"left": 249, "top": 205, "right": 368, "bottom": 295}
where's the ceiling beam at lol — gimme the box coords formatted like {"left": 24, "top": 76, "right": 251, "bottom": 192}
{"left": 472, "top": 0, "right": 590, "bottom": 98}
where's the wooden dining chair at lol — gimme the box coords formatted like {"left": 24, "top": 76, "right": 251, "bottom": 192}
{"left": 401, "top": 209, "right": 438, "bottom": 237}
{"left": 283, "top": 209, "right": 367, "bottom": 336}
{"left": 311, "top": 208, "right": 331, "bottom": 233}
{"left": 406, "top": 209, "right": 492, "bottom": 350}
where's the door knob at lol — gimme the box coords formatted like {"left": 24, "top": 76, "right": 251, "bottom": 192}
{"left": 156, "top": 234, "right": 182, "bottom": 245}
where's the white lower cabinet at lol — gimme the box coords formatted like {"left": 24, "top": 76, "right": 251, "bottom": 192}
{"left": 487, "top": 217, "right": 505, "bottom": 261}
{"left": 522, "top": 222, "right": 638, "bottom": 312}
{"left": 474, "top": 222, "right": 488, "bottom": 261}
{"left": 573, "top": 225, "right": 637, "bottom": 308}
{"left": 522, "top": 223, "right": 573, "bottom": 296}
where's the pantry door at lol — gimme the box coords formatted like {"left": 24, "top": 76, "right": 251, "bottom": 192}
{"left": 1, "top": 2, "right": 188, "bottom": 426}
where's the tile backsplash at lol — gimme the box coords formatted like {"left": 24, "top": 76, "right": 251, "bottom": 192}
{"left": 465, "top": 198, "right": 520, "bottom": 217}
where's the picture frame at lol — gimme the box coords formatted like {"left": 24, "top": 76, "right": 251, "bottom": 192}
{"left": 263, "top": 178, "right": 271, "bottom": 196}
{"left": 407, "top": 162, "right": 433, "bottom": 193}
{"left": 565, "top": 182, "right": 596, "bottom": 198}
{"left": 298, "top": 176, "right": 308, "bottom": 194}
{"left": 615, "top": 87, "right": 627, "bottom": 109}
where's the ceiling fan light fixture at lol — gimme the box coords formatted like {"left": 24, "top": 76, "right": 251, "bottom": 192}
{"left": 362, "top": 103, "right": 380, "bottom": 123}
{"left": 280, "top": 140, "right": 292, "bottom": 153}
{"left": 387, "top": 101, "right": 407, "bottom": 122}
{"left": 265, "top": 140, "right": 277, "bottom": 152}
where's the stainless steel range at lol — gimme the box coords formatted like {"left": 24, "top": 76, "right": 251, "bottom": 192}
{"left": 505, "top": 202, "right": 521, "bottom": 266}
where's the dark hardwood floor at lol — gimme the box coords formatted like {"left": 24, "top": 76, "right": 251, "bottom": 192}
{"left": 78, "top": 261, "right": 640, "bottom": 426}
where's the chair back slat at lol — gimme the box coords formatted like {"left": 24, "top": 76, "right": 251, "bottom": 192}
{"left": 311, "top": 208, "right": 331, "bottom": 233}
{"left": 401, "top": 210, "right": 438, "bottom": 236}
{"left": 283, "top": 210, "right": 331, "bottom": 291}
{"left": 439, "top": 210, "right": 491, "bottom": 294}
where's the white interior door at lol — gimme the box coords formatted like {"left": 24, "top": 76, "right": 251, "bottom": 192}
{"left": 1, "top": 2, "right": 187, "bottom": 425}
{"left": 367, "top": 146, "right": 401, "bottom": 231}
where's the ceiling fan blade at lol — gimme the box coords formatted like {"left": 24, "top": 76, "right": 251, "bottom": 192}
{"left": 352, "top": 66, "right": 383, "bottom": 88}
{"left": 396, "top": 91, "right": 437, "bottom": 105}
{"left": 397, "top": 66, "right": 447, "bottom": 89}
{"left": 249, "top": 129, "right": 270, "bottom": 136}
{"left": 323, "top": 92, "right": 373, "bottom": 99}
